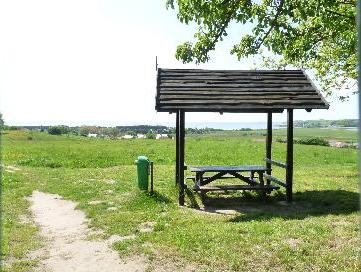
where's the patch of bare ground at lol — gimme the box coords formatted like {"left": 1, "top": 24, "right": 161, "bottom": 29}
{"left": 286, "top": 238, "right": 303, "bottom": 249}
{"left": 4, "top": 165, "right": 21, "bottom": 173}
{"left": 28, "top": 191, "right": 147, "bottom": 272}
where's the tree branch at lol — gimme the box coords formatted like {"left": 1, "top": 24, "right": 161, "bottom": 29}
{"left": 255, "top": 0, "right": 284, "bottom": 50}
{"left": 207, "top": 1, "right": 240, "bottom": 50}
{"left": 325, "top": 8, "right": 355, "bottom": 20}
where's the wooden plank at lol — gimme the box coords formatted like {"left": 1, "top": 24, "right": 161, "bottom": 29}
{"left": 160, "top": 82, "right": 311, "bottom": 88}
{"left": 162, "top": 76, "right": 309, "bottom": 84}
{"left": 161, "top": 69, "right": 304, "bottom": 75}
{"left": 175, "top": 111, "right": 179, "bottom": 185}
{"left": 230, "top": 171, "right": 258, "bottom": 185}
{"left": 264, "top": 174, "right": 287, "bottom": 187}
{"left": 189, "top": 165, "right": 267, "bottom": 172}
{"left": 266, "top": 113, "right": 272, "bottom": 177}
{"left": 158, "top": 104, "right": 328, "bottom": 110}
{"left": 200, "top": 172, "right": 227, "bottom": 186}
{"left": 161, "top": 69, "right": 304, "bottom": 74}
{"left": 159, "top": 94, "right": 319, "bottom": 100}
{"left": 264, "top": 158, "right": 287, "bottom": 169}
{"left": 161, "top": 77, "right": 308, "bottom": 81}
{"left": 160, "top": 89, "right": 317, "bottom": 94}
{"left": 196, "top": 184, "right": 280, "bottom": 192}
{"left": 286, "top": 109, "right": 294, "bottom": 202}
{"left": 179, "top": 110, "right": 185, "bottom": 206}
{"left": 161, "top": 100, "right": 325, "bottom": 105}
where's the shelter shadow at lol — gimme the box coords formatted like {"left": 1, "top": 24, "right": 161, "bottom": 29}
{"left": 190, "top": 189, "right": 359, "bottom": 221}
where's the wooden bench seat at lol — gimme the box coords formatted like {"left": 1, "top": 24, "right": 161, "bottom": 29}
{"left": 195, "top": 184, "right": 279, "bottom": 192}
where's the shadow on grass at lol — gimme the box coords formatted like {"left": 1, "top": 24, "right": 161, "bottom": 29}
{"left": 146, "top": 190, "right": 173, "bottom": 204}
{"left": 187, "top": 189, "right": 359, "bottom": 221}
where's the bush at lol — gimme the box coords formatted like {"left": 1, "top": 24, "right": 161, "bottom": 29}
{"left": 48, "top": 125, "right": 70, "bottom": 135}
{"left": 294, "top": 137, "right": 329, "bottom": 146}
{"left": 48, "top": 126, "right": 62, "bottom": 135}
{"left": 276, "top": 137, "right": 286, "bottom": 143}
{"left": 146, "top": 132, "right": 156, "bottom": 139}
{"left": 276, "top": 137, "right": 329, "bottom": 146}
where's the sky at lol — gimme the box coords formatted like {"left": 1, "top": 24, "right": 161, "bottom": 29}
{"left": 0, "top": 0, "right": 358, "bottom": 127}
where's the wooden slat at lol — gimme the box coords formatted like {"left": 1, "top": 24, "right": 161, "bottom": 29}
{"left": 196, "top": 184, "right": 280, "bottom": 192}
{"left": 286, "top": 109, "right": 294, "bottom": 202}
{"left": 189, "top": 165, "right": 267, "bottom": 172}
{"left": 158, "top": 104, "right": 328, "bottom": 110}
{"left": 160, "top": 89, "right": 316, "bottom": 94}
{"left": 159, "top": 93, "right": 318, "bottom": 100}
{"left": 264, "top": 158, "right": 287, "bottom": 169}
{"left": 161, "top": 82, "right": 311, "bottom": 88}
{"left": 162, "top": 76, "right": 308, "bottom": 84}
{"left": 161, "top": 70, "right": 303, "bottom": 75}
{"left": 162, "top": 99, "right": 325, "bottom": 105}
{"left": 264, "top": 174, "right": 287, "bottom": 187}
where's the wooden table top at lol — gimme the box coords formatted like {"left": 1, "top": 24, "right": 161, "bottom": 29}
{"left": 189, "top": 165, "right": 268, "bottom": 172}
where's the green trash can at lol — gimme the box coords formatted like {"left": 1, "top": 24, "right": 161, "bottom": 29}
{"left": 135, "top": 156, "right": 150, "bottom": 190}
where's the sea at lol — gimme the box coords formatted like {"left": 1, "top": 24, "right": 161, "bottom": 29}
{"left": 184, "top": 122, "right": 284, "bottom": 130}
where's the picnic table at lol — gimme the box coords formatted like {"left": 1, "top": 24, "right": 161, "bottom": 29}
{"left": 188, "top": 165, "right": 279, "bottom": 194}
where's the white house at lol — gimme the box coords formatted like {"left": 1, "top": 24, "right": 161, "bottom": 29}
{"left": 156, "top": 134, "right": 169, "bottom": 140}
{"left": 137, "top": 134, "right": 146, "bottom": 139}
{"left": 87, "top": 133, "right": 98, "bottom": 138}
{"left": 122, "top": 135, "right": 133, "bottom": 139}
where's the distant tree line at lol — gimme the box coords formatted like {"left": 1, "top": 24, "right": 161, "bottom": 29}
{"left": 292, "top": 119, "right": 358, "bottom": 128}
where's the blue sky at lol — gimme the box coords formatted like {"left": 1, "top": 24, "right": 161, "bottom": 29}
{"left": 0, "top": 0, "right": 358, "bottom": 126}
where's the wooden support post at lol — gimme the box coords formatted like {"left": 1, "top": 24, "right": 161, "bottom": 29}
{"left": 179, "top": 110, "right": 185, "bottom": 206}
{"left": 266, "top": 112, "right": 272, "bottom": 178}
{"left": 175, "top": 111, "right": 179, "bottom": 185}
{"left": 286, "top": 109, "right": 293, "bottom": 202}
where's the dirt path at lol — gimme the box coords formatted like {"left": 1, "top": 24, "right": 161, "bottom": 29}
{"left": 29, "top": 191, "right": 146, "bottom": 272}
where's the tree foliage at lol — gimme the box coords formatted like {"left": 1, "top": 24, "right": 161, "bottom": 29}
{"left": 48, "top": 126, "right": 70, "bottom": 135}
{"left": 166, "top": 0, "right": 357, "bottom": 98}
{"left": 0, "top": 113, "right": 4, "bottom": 127}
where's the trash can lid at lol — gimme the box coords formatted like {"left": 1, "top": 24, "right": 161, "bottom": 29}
{"left": 137, "top": 155, "right": 149, "bottom": 162}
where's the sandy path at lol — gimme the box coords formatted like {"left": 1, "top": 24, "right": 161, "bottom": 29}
{"left": 29, "top": 191, "right": 146, "bottom": 272}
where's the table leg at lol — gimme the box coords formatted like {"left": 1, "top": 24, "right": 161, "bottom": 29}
{"left": 258, "top": 171, "right": 266, "bottom": 200}
{"left": 250, "top": 171, "right": 255, "bottom": 181}
{"left": 194, "top": 172, "right": 201, "bottom": 189}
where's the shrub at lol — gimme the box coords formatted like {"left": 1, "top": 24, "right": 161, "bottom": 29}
{"left": 276, "top": 137, "right": 286, "bottom": 143}
{"left": 146, "top": 132, "right": 156, "bottom": 139}
{"left": 276, "top": 137, "right": 329, "bottom": 146}
{"left": 294, "top": 137, "right": 329, "bottom": 146}
{"left": 48, "top": 125, "right": 70, "bottom": 135}
{"left": 48, "top": 126, "right": 62, "bottom": 135}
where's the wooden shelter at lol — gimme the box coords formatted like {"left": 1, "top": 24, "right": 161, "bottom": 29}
{"left": 155, "top": 68, "right": 329, "bottom": 205}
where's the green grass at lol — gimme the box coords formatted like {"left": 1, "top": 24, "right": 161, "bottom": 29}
{"left": 1, "top": 129, "right": 359, "bottom": 271}
{"left": 192, "top": 127, "right": 358, "bottom": 143}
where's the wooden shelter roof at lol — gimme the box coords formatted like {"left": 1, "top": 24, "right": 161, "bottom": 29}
{"left": 155, "top": 68, "right": 329, "bottom": 113}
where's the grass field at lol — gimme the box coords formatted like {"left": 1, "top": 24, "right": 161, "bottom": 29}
{"left": 190, "top": 127, "right": 358, "bottom": 143}
{"left": 1, "top": 129, "right": 360, "bottom": 271}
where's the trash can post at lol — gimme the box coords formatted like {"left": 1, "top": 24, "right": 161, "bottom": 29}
{"left": 150, "top": 161, "right": 154, "bottom": 194}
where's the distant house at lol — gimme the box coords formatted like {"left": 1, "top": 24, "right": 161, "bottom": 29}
{"left": 88, "top": 133, "right": 98, "bottom": 138}
{"left": 137, "top": 134, "right": 146, "bottom": 139}
{"left": 122, "top": 135, "right": 133, "bottom": 139}
{"left": 156, "top": 134, "right": 169, "bottom": 140}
